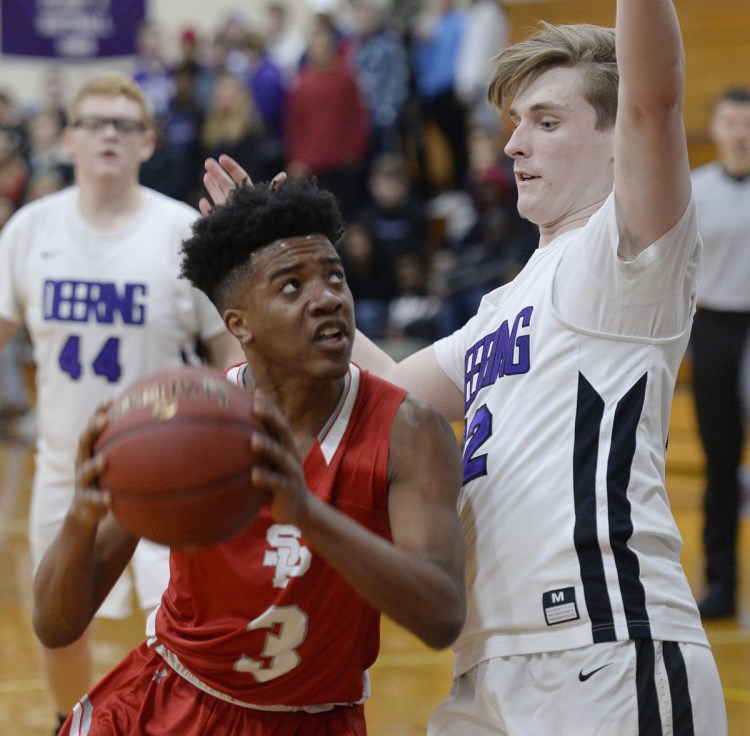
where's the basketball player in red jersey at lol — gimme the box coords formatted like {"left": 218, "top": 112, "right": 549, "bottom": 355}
{"left": 33, "top": 178, "right": 466, "bottom": 735}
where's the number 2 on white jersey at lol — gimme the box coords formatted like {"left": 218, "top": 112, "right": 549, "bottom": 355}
{"left": 463, "top": 404, "right": 493, "bottom": 483}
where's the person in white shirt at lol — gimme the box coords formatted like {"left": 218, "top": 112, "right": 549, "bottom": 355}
{"left": 690, "top": 86, "right": 750, "bottom": 620}
{"left": 0, "top": 71, "right": 240, "bottom": 734}
{"left": 357, "top": 1, "right": 727, "bottom": 732}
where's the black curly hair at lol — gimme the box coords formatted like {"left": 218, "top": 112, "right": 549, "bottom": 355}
{"left": 181, "top": 178, "right": 345, "bottom": 311}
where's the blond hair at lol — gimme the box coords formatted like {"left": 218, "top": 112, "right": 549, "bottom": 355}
{"left": 201, "top": 72, "right": 264, "bottom": 150}
{"left": 68, "top": 72, "right": 154, "bottom": 129}
{"left": 487, "top": 23, "right": 618, "bottom": 131}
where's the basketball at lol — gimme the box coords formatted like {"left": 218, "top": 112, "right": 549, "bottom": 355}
{"left": 94, "top": 366, "right": 267, "bottom": 549}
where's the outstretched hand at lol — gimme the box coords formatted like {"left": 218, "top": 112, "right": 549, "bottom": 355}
{"left": 198, "top": 155, "right": 288, "bottom": 215}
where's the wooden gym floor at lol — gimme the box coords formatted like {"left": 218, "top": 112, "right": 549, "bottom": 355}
{"left": 1, "top": 382, "right": 749, "bottom": 735}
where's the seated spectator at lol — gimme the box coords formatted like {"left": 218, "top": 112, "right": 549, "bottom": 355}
{"left": 349, "top": 0, "right": 409, "bottom": 158}
{"left": 242, "top": 32, "right": 287, "bottom": 142}
{"left": 195, "top": 72, "right": 280, "bottom": 202}
{"left": 174, "top": 27, "right": 205, "bottom": 79}
{"left": 303, "top": 0, "right": 352, "bottom": 62}
{"left": 337, "top": 221, "right": 395, "bottom": 340}
{"left": 357, "top": 153, "right": 429, "bottom": 264}
{"left": 219, "top": 10, "right": 253, "bottom": 76}
{"left": 285, "top": 18, "right": 369, "bottom": 219}
{"left": 24, "top": 110, "right": 73, "bottom": 186}
{"left": 159, "top": 61, "right": 205, "bottom": 201}
{"left": 0, "top": 196, "right": 32, "bottom": 437}
{"left": 383, "top": 253, "right": 446, "bottom": 358}
{"left": 410, "top": 0, "right": 470, "bottom": 192}
{"left": 265, "top": 2, "right": 306, "bottom": 81}
{"left": 132, "top": 21, "right": 174, "bottom": 119}
{"left": 0, "top": 90, "right": 26, "bottom": 136}
{"left": 140, "top": 118, "right": 193, "bottom": 202}
{"left": 0, "top": 127, "right": 29, "bottom": 207}
{"left": 26, "top": 68, "right": 68, "bottom": 130}
{"left": 198, "top": 32, "right": 234, "bottom": 112}
{"left": 429, "top": 127, "right": 537, "bottom": 332}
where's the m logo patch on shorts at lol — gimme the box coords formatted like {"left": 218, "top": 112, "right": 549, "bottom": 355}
{"left": 543, "top": 586, "right": 580, "bottom": 625}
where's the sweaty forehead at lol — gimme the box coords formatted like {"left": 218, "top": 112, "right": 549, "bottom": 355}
{"left": 511, "top": 66, "right": 586, "bottom": 112}
{"left": 250, "top": 233, "right": 336, "bottom": 271}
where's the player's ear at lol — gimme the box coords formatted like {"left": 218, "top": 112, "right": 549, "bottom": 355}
{"left": 138, "top": 128, "right": 157, "bottom": 163}
{"left": 224, "top": 309, "right": 253, "bottom": 344}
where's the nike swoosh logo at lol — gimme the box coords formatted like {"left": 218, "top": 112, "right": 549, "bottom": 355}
{"left": 578, "top": 663, "right": 613, "bottom": 681}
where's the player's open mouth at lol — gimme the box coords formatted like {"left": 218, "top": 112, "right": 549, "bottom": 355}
{"left": 317, "top": 327, "right": 343, "bottom": 340}
{"left": 314, "top": 322, "right": 349, "bottom": 345}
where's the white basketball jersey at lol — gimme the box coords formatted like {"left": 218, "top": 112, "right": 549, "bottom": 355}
{"left": 434, "top": 194, "right": 708, "bottom": 676}
{"left": 0, "top": 186, "right": 226, "bottom": 496}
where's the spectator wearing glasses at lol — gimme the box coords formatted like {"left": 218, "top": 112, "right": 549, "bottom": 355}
{"left": 0, "top": 71, "right": 242, "bottom": 734}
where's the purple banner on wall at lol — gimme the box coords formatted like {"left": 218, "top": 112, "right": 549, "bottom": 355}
{"left": 1, "top": 0, "right": 146, "bottom": 58}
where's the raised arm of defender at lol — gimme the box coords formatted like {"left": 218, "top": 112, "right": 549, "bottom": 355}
{"left": 613, "top": 0, "right": 691, "bottom": 255}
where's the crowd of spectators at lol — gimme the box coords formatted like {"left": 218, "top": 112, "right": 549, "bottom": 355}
{"left": 0, "top": 0, "right": 538, "bottom": 419}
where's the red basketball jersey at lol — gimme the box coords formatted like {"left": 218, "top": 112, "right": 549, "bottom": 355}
{"left": 153, "top": 364, "right": 406, "bottom": 708}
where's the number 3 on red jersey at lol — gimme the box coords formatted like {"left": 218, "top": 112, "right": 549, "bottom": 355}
{"left": 234, "top": 606, "right": 309, "bottom": 682}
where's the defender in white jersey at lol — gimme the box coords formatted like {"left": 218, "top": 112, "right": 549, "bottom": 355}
{"left": 347, "top": 1, "right": 728, "bottom": 734}
{"left": 0, "top": 73, "right": 240, "bottom": 731}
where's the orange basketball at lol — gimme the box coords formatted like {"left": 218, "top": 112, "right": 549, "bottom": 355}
{"left": 95, "top": 366, "right": 267, "bottom": 548}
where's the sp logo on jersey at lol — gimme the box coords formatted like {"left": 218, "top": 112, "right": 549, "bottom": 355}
{"left": 263, "top": 524, "right": 312, "bottom": 588}
{"left": 543, "top": 586, "right": 580, "bottom": 625}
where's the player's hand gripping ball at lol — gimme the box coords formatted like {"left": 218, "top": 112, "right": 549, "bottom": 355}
{"left": 94, "top": 366, "right": 267, "bottom": 548}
